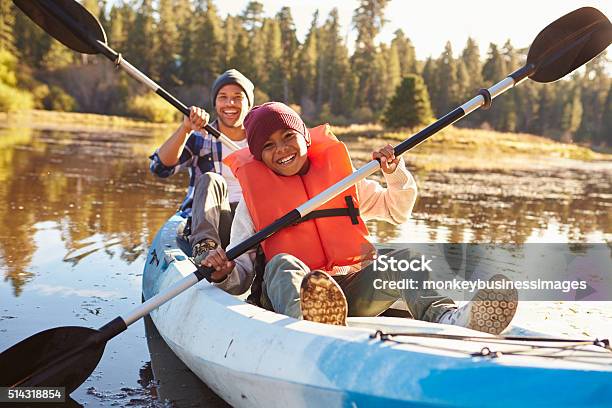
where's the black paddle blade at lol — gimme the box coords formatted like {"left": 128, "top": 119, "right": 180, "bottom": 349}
{"left": 527, "top": 7, "right": 612, "bottom": 83}
{"left": 13, "top": 0, "right": 106, "bottom": 54}
{"left": 0, "top": 326, "right": 105, "bottom": 394}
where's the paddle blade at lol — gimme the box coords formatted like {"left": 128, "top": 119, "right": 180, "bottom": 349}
{"left": 527, "top": 7, "right": 612, "bottom": 83}
{"left": 13, "top": 0, "right": 106, "bottom": 54}
{"left": 0, "top": 327, "right": 105, "bottom": 394}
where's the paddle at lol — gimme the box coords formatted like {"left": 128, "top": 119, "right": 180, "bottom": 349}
{"left": 11, "top": 0, "right": 240, "bottom": 151}
{"left": 2, "top": 5, "right": 611, "bottom": 395}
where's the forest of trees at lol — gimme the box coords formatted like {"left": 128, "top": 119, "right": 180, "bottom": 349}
{"left": 0, "top": 0, "right": 610, "bottom": 145}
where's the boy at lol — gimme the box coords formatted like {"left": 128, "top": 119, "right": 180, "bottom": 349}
{"left": 202, "top": 102, "right": 517, "bottom": 334}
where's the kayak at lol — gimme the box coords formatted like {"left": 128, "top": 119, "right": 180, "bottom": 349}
{"left": 143, "top": 214, "right": 612, "bottom": 408}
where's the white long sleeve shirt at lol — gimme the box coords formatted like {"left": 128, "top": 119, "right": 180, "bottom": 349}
{"left": 215, "top": 158, "right": 418, "bottom": 295}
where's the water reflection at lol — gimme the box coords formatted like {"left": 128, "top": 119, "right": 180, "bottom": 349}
{"left": 0, "top": 127, "right": 180, "bottom": 295}
{"left": 144, "top": 315, "right": 230, "bottom": 407}
{"left": 368, "top": 167, "right": 611, "bottom": 244}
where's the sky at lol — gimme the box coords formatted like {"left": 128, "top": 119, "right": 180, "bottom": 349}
{"left": 215, "top": 0, "right": 612, "bottom": 60}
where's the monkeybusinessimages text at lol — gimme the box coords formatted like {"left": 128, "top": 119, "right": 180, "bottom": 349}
{"left": 372, "top": 254, "right": 588, "bottom": 294}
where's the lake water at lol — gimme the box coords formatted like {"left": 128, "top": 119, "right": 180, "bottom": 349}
{"left": 0, "top": 126, "right": 610, "bottom": 406}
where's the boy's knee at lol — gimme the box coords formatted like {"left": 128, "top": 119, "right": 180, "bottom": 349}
{"left": 264, "top": 253, "right": 307, "bottom": 280}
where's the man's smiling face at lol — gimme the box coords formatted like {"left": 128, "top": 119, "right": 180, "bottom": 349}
{"left": 215, "top": 84, "right": 249, "bottom": 128}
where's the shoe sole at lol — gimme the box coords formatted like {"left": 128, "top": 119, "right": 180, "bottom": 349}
{"left": 467, "top": 274, "right": 518, "bottom": 335}
{"left": 300, "top": 270, "right": 348, "bottom": 326}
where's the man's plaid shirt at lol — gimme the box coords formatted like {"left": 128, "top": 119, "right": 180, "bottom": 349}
{"left": 149, "top": 120, "right": 223, "bottom": 216}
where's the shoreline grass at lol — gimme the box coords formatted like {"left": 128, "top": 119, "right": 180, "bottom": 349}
{"left": 331, "top": 123, "right": 610, "bottom": 171}
{"left": 1, "top": 110, "right": 609, "bottom": 172}
{"left": 0, "top": 109, "right": 174, "bottom": 133}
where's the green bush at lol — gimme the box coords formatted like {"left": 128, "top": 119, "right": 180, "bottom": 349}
{"left": 353, "top": 106, "right": 375, "bottom": 124}
{"left": 45, "top": 85, "right": 77, "bottom": 111}
{"left": 126, "top": 93, "right": 178, "bottom": 123}
{"left": 31, "top": 84, "right": 50, "bottom": 109}
{"left": 0, "top": 82, "right": 34, "bottom": 112}
{"left": 317, "top": 103, "right": 350, "bottom": 126}
{"left": 0, "top": 50, "right": 18, "bottom": 87}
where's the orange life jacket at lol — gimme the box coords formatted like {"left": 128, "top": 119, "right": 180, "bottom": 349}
{"left": 224, "top": 124, "right": 374, "bottom": 273}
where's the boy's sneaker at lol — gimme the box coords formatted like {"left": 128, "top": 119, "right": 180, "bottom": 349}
{"left": 438, "top": 274, "right": 518, "bottom": 335}
{"left": 300, "top": 270, "right": 348, "bottom": 326}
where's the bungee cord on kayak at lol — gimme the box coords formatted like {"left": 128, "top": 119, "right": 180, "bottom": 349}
{"left": 369, "top": 329, "right": 612, "bottom": 361}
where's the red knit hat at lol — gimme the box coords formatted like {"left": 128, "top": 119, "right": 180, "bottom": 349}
{"left": 244, "top": 102, "right": 310, "bottom": 161}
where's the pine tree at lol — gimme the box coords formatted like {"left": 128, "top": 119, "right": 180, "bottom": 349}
{"left": 0, "top": 0, "right": 16, "bottom": 53}
{"left": 197, "top": 0, "right": 224, "bottom": 85}
{"left": 229, "top": 30, "right": 254, "bottom": 86}
{"left": 560, "top": 86, "right": 582, "bottom": 141}
{"left": 577, "top": 53, "right": 610, "bottom": 143}
{"left": 391, "top": 29, "right": 417, "bottom": 75}
{"left": 482, "top": 43, "right": 507, "bottom": 129}
{"left": 386, "top": 42, "right": 401, "bottom": 101}
{"left": 600, "top": 84, "right": 612, "bottom": 146}
{"left": 293, "top": 11, "right": 319, "bottom": 115}
{"left": 221, "top": 15, "right": 240, "bottom": 70}
{"left": 41, "top": 39, "right": 75, "bottom": 70}
{"left": 351, "top": 0, "right": 389, "bottom": 109}
{"left": 455, "top": 59, "right": 470, "bottom": 101}
{"left": 248, "top": 18, "right": 269, "bottom": 86}
{"left": 514, "top": 80, "right": 539, "bottom": 132}
{"left": 177, "top": 0, "right": 197, "bottom": 85}
{"left": 241, "top": 1, "right": 264, "bottom": 32}
{"left": 82, "top": 0, "right": 101, "bottom": 19}
{"left": 126, "top": 0, "right": 157, "bottom": 77}
{"left": 97, "top": 0, "right": 110, "bottom": 36}
{"left": 108, "top": 3, "right": 130, "bottom": 51}
{"left": 460, "top": 37, "right": 482, "bottom": 94}
{"left": 352, "top": 0, "right": 388, "bottom": 52}
{"left": 421, "top": 57, "right": 437, "bottom": 116}
{"left": 276, "top": 7, "right": 298, "bottom": 103}
{"left": 493, "top": 40, "right": 521, "bottom": 132}
{"left": 370, "top": 45, "right": 389, "bottom": 114}
{"left": 263, "top": 18, "right": 283, "bottom": 100}
{"left": 433, "top": 42, "right": 459, "bottom": 112}
{"left": 14, "top": 8, "right": 51, "bottom": 69}
{"left": 502, "top": 40, "right": 520, "bottom": 71}
{"left": 156, "top": 0, "right": 180, "bottom": 86}
{"left": 383, "top": 74, "right": 434, "bottom": 128}
{"left": 316, "top": 8, "right": 353, "bottom": 117}
{"left": 533, "top": 84, "right": 555, "bottom": 135}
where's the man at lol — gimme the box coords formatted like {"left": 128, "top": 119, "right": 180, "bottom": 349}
{"left": 149, "top": 69, "right": 254, "bottom": 262}
{"left": 202, "top": 102, "right": 518, "bottom": 335}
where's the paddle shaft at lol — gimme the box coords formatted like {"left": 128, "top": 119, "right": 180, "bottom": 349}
{"left": 36, "top": 0, "right": 240, "bottom": 151}
{"left": 115, "top": 63, "right": 536, "bottom": 330}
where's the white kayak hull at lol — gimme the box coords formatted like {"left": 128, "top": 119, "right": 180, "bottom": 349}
{"left": 143, "top": 215, "right": 612, "bottom": 408}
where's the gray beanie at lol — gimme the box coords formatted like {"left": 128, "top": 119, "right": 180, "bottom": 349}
{"left": 211, "top": 69, "right": 255, "bottom": 108}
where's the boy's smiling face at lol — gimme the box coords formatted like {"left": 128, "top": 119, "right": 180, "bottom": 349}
{"left": 261, "top": 128, "right": 309, "bottom": 176}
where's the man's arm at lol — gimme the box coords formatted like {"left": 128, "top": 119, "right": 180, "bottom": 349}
{"left": 153, "top": 106, "right": 210, "bottom": 167}
{"left": 156, "top": 122, "right": 193, "bottom": 167}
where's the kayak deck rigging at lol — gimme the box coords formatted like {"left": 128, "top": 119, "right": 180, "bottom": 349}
{"left": 368, "top": 329, "right": 612, "bottom": 363}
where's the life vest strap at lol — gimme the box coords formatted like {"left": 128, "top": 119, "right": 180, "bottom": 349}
{"left": 295, "top": 196, "right": 360, "bottom": 225}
